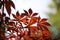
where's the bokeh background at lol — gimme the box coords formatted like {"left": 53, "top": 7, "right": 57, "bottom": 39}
{"left": 5, "top": 0, "right": 60, "bottom": 39}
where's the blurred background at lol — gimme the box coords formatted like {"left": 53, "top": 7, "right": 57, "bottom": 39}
{"left": 47, "top": 0, "right": 60, "bottom": 39}
{"left": 5, "top": 0, "right": 60, "bottom": 39}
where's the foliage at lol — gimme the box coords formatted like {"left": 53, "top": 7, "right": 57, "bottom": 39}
{"left": 0, "top": 0, "right": 51, "bottom": 40}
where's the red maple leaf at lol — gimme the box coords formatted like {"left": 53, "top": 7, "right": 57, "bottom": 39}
{"left": 37, "top": 16, "right": 51, "bottom": 30}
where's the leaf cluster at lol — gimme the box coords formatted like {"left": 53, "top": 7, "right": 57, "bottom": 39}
{"left": 0, "top": 0, "right": 51, "bottom": 40}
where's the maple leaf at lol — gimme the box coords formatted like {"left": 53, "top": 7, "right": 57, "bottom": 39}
{"left": 12, "top": 11, "right": 28, "bottom": 24}
{"left": 37, "top": 16, "right": 51, "bottom": 30}
{"left": 4, "top": 0, "right": 15, "bottom": 15}
{"left": 23, "top": 8, "right": 38, "bottom": 25}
